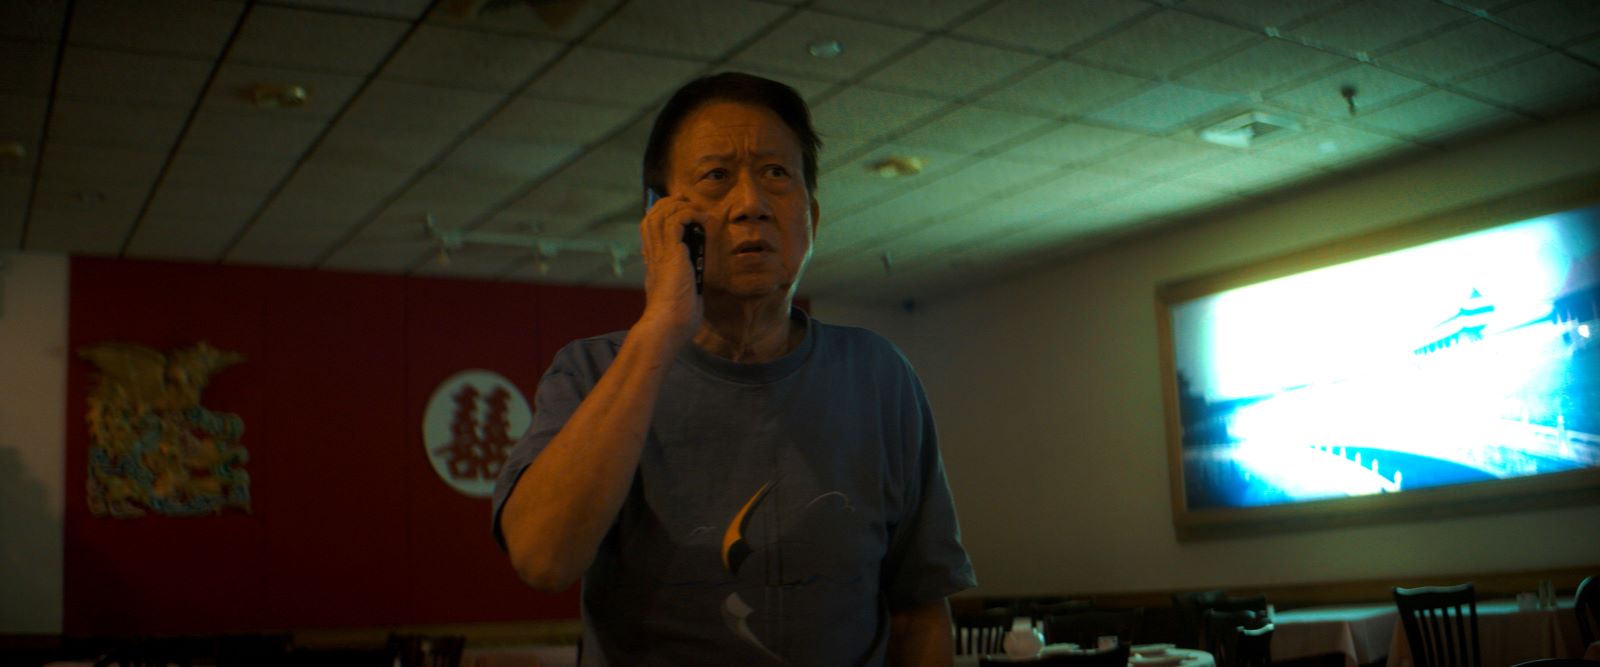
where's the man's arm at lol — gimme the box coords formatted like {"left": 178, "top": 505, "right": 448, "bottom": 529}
{"left": 889, "top": 598, "right": 954, "bottom": 667}
{"left": 499, "top": 195, "right": 703, "bottom": 591}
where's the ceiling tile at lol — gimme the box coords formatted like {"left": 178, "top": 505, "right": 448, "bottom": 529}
{"left": 1084, "top": 180, "right": 1238, "bottom": 222}
{"left": 142, "top": 181, "right": 270, "bottom": 223}
{"left": 1088, "top": 137, "right": 1242, "bottom": 179}
{"left": 586, "top": 0, "right": 790, "bottom": 60}
{"left": 1074, "top": 9, "right": 1262, "bottom": 78}
{"left": 381, "top": 25, "right": 564, "bottom": 93}
{"left": 68, "top": 0, "right": 243, "bottom": 58}
{"left": 39, "top": 143, "right": 166, "bottom": 189}
{"left": 991, "top": 122, "right": 1147, "bottom": 165}
{"left": 1352, "top": 89, "right": 1520, "bottom": 140}
{"left": 1286, "top": 0, "right": 1468, "bottom": 55}
{"left": 1170, "top": 153, "right": 1322, "bottom": 194}
{"left": 482, "top": 183, "right": 635, "bottom": 236}
{"left": 1, "top": 41, "right": 60, "bottom": 97}
{"left": 311, "top": 123, "right": 454, "bottom": 171}
{"left": 1493, "top": 0, "right": 1600, "bottom": 45}
{"left": 727, "top": 10, "right": 924, "bottom": 82}
{"left": 0, "top": 0, "right": 68, "bottom": 41}
{"left": 398, "top": 167, "right": 530, "bottom": 215}
{"left": 181, "top": 110, "right": 328, "bottom": 159}
{"left": 413, "top": 243, "right": 531, "bottom": 279}
{"left": 438, "top": 136, "right": 579, "bottom": 182}
{"left": 862, "top": 37, "right": 1046, "bottom": 100}
{"left": 56, "top": 47, "right": 212, "bottom": 108}
{"left": 809, "top": 0, "right": 993, "bottom": 30}
{"left": 1180, "top": 39, "right": 1350, "bottom": 96}
{"left": 1, "top": 94, "right": 47, "bottom": 140}
{"left": 975, "top": 60, "right": 1152, "bottom": 118}
{"left": 930, "top": 157, "right": 1064, "bottom": 198}
{"left": 1453, "top": 51, "right": 1600, "bottom": 112}
{"left": 163, "top": 152, "right": 298, "bottom": 194}
{"left": 123, "top": 217, "right": 240, "bottom": 262}
{"left": 1570, "top": 35, "right": 1600, "bottom": 62}
{"left": 810, "top": 86, "right": 949, "bottom": 143}
{"left": 23, "top": 204, "right": 138, "bottom": 255}
{"left": 821, "top": 143, "right": 973, "bottom": 212}
{"left": 724, "top": 66, "right": 837, "bottom": 102}
{"left": 202, "top": 63, "right": 366, "bottom": 120}
{"left": 542, "top": 144, "right": 638, "bottom": 193}
{"left": 1267, "top": 63, "right": 1431, "bottom": 120}
{"left": 1177, "top": 0, "right": 1349, "bottom": 30}
{"left": 271, "top": 0, "right": 433, "bottom": 20}
{"left": 340, "top": 80, "right": 505, "bottom": 135}
{"left": 480, "top": 96, "right": 639, "bottom": 146}
{"left": 423, "top": 0, "right": 625, "bottom": 42}
{"left": 0, "top": 176, "right": 27, "bottom": 248}
{"left": 46, "top": 100, "right": 189, "bottom": 152}
{"left": 1085, "top": 83, "right": 1244, "bottom": 133}
{"left": 228, "top": 222, "right": 351, "bottom": 267}
{"left": 263, "top": 160, "right": 417, "bottom": 223}
{"left": 527, "top": 47, "right": 706, "bottom": 109}
{"left": 1250, "top": 122, "right": 1412, "bottom": 167}
{"left": 893, "top": 105, "right": 1056, "bottom": 153}
{"left": 230, "top": 4, "right": 410, "bottom": 75}
{"left": 1378, "top": 20, "right": 1546, "bottom": 81}
{"left": 952, "top": 0, "right": 1152, "bottom": 54}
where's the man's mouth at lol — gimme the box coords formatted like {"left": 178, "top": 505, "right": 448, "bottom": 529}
{"left": 733, "top": 240, "right": 773, "bottom": 255}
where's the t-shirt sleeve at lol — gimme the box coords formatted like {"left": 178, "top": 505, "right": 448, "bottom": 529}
{"left": 490, "top": 340, "right": 599, "bottom": 551}
{"left": 881, "top": 364, "right": 977, "bottom": 608}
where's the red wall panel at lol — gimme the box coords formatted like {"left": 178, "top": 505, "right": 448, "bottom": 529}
{"left": 65, "top": 258, "right": 643, "bottom": 635}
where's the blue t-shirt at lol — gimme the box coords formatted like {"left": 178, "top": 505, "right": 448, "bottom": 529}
{"left": 493, "top": 310, "right": 976, "bottom": 666}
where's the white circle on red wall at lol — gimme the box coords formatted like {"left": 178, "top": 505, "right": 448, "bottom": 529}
{"left": 421, "top": 369, "right": 532, "bottom": 498}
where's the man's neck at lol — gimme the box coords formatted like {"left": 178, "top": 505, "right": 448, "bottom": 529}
{"left": 693, "top": 295, "right": 799, "bottom": 364}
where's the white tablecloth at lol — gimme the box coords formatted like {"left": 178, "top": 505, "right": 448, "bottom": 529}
{"left": 956, "top": 645, "right": 1214, "bottom": 667}
{"left": 1272, "top": 602, "right": 1400, "bottom": 667}
{"left": 1387, "top": 598, "right": 1584, "bottom": 667}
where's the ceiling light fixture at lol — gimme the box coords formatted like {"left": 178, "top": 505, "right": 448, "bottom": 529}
{"left": 807, "top": 39, "right": 844, "bottom": 58}
{"left": 866, "top": 155, "right": 924, "bottom": 178}
{"left": 248, "top": 83, "right": 309, "bottom": 109}
{"left": 424, "top": 214, "right": 633, "bottom": 278}
{"left": 1197, "top": 111, "right": 1302, "bottom": 149}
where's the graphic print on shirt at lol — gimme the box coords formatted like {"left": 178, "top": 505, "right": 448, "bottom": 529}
{"left": 716, "top": 482, "right": 867, "bottom": 662}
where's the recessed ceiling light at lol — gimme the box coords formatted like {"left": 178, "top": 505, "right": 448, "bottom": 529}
{"left": 807, "top": 39, "right": 844, "bottom": 59}
{"left": 248, "top": 83, "right": 309, "bottom": 109}
{"left": 1197, "top": 111, "right": 1301, "bottom": 149}
{"left": 866, "top": 155, "right": 925, "bottom": 178}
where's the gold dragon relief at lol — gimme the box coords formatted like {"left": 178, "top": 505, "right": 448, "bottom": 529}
{"left": 78, "top": 341, "right": 250, "bottom": 518}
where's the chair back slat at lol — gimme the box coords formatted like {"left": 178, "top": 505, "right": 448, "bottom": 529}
{"left": 1394, "top": 583, "right": 1481, "bottom": 667}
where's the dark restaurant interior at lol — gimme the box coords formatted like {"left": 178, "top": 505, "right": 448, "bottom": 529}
{"left": 2, "top": 0, "right": 1599, "bottom": 665}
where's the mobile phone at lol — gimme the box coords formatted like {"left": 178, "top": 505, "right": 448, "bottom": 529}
{"left": 646, "top": 187, "right": 704, "bottom": 294}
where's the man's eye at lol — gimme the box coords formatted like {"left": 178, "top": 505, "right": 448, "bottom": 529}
{"left": 764, "top": 165, "right": 790, "bottom": 178}
{"left": 702, "top": 169, "right": 728, "bottom": 181}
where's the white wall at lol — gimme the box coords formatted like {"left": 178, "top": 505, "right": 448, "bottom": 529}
{"left": 839, "top": 109, "right": 1600, "bottom": 597}
{"left": 0, "top": 252, "right": 67, "bottom": 632}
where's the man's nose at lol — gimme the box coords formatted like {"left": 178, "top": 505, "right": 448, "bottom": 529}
{"left": 727, "top": 173, "right": 773, "bottom": 223}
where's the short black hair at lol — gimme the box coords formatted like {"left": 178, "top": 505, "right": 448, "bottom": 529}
{"left": 642, "top": 72, "right": 821, "bottom": 201}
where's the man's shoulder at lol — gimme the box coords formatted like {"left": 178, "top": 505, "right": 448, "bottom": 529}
{"left": 548, "top": 329, "right": 629, "bottom": 372}
{"left": 813, "top": 320, "right": 911, "bottom": 368}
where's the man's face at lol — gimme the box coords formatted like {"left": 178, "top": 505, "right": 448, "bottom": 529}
{"left": 666, "top": 101, "right": 819, "bottom": 300}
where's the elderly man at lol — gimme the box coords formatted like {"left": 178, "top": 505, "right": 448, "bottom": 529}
{"left": 493, "top": 72, "right": 975, "bottom": 666}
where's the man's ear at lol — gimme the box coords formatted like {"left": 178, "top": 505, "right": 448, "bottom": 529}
{"left": 809, "top": 197, "right": 821, "bottom": 239}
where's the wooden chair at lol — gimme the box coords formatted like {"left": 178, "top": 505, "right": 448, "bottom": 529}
{"left": 1575, "top": 575, "right": 1597, "bottom": 646}
{"left": 1393, "top": 584, "right": 1481, "bottom": 667}
{"left": 1235, "top": 623, "right": 1274, "bottom": 667}
{"left": 953, "top": 608, "right": 1012, "bottom": 656}
{"left": 1172, "top": 590, "right": 1227, "bottom": 648}
{"left": 980, "top": 644, "right": 1130, "bottom": 667}
{"left": 1203, "top": 609, "right": 1267, "bottom": 667}
{"left": 387, "top": 634, "right": 465, "bottom": 667}
{"left": 1042, "top": 608, "right": 1143, "bottom": 647}
{"left": 1027, "top": 598, "right": 1092, "bottom": 628}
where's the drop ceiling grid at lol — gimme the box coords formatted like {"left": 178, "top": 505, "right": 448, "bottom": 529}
{"left": 6, "top": 0, "right": 1600, "bottom": 301}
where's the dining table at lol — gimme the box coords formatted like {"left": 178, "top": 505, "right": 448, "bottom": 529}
{"left": 955, "top": 645, "right": 1214, "bottom": 667}
{"left": 1270, "top": 602, "right": 1400, "bottom": 667}
{"left": 1386, "top": 598, "right": 1585, "bottom": 667}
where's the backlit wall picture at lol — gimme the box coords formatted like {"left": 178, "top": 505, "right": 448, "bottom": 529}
{"left": 1159, "top": 198, "right": 1600, "bottom": 537}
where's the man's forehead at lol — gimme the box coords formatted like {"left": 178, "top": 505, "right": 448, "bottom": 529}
{"left": 672, "top": 102, "right": 800, "bottom": 156}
